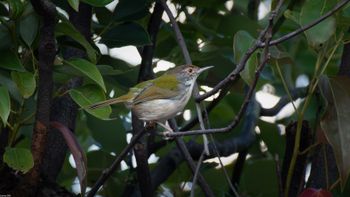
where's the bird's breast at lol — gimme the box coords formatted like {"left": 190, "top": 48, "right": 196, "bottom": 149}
{"left": 132, "top": 87, "right": 192, "bottom": 121}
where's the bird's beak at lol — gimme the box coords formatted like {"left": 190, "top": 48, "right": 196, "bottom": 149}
{"left": 198, "top": 66, "right": 214, "bottom": 74}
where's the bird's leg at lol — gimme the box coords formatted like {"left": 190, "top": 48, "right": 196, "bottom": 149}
{"left": 156, "top": 121, "right": 175, "bottom": 140}
{"left": 156, "top": 121, "right": 173, "bottom": 132}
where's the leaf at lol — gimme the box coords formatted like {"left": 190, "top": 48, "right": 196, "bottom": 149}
{"left": 68, "top": 0, "right": 80, "bottom": 12}
{"left": 113, "top": 0, "right": 149, "bottom": 21}
{"left": 81, "top": 0, "right": 113, "bottom": 7}
{"left": 19, "top": 11, "right": 38, "bottom": 46}
{"left": 69, "top": 84, "right": 112, "bottom": 120}
{"left": 319, "top": 76, "right": 350, "bottom": 188}
{"left": 299, "top": 0, "right": 336, "bottom": 47}
{"left": 240, "top": 158, "right": 278, "bottom": 197}
{"left": 50, "top": 121, "right": 87, "bottom": 196}
{"left": 86, "top": 114, "right": 127, "bottom": 152}
{"left": 233, "top": 30, "right": 256, "bottom": 85}
{"left": 3, "top": 147, "right": 33, "bottom": 173}
{"left": 0, "top": 25, "right": 11, "bottom": 50}
{"left": 56, "top": 21, "right": 97, "bottom": 63}
{"left": 0, "top": 50, "right": 25, "bottom": 71}
{"left": 11, "top": 71, "right": 36, "bottom": 98}
{"left": 0, "top": 86, "right": 10, "bottom": 125}
{"left": 6, "top": 0, "right": 23, "bottom": 19}
{"left": 284, "top": 9, "right": 299, "bottom": 23}
{"left": 65, "top": 58, "right": 106, "bottom": 92}
{"left": 100, "top": 22, "right": 151, "bottom": 48}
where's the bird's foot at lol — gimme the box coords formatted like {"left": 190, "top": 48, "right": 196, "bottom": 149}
{"left": 156, "top": 122, "right": 174, "bottom": 140}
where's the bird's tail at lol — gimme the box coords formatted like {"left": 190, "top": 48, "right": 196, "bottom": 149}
{"left": 88, "top": 97, "right": 125, "bottom": 110}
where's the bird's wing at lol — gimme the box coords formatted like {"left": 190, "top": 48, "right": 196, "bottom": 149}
{"left": 133, "top": 75, "right": 180, "bottom": 104}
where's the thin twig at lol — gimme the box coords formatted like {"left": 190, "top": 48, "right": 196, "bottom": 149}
{"left": 87, "top": 129, "right": 147, "bottom": 197}
{"left": 190, "top": 150, "right": 206, "bottom": 197}
{"left": 162, "top": 57, "right": 270, "bottom": 137}
{"left": 260, "top": 87, "right": 308, "bottom": 117}
{"left": 209, "top": 134, "right": 239, "bottom": 196}
{"left": 169, "top": 120, "right": 215, "bottom": 197}
{"left": 261, "top": 0, "right": 350, "bottom": 47}
{"left": 162, "top": 0, "right": 283, "bottom": 138}
{"left": 195, "top": 0, "right": 350, "bottom": 102}
{"left": 159, "top": 0, "right": 191, "bottom": 64}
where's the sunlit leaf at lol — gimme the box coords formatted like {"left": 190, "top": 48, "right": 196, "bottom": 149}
{"left": 3, "top": 147, "right": 33, "bottom": 173}
{"left": 51, "top": 121, "right": 87, "bottom": 196}
{"left": 69, "top": 84, "right": 111, "bottom": 120}
{"left": 11, "top": 71, "right": 36, "bottom": 98}
{"left": 0, "top": 85, "right": 10, "bottom": 125}
{"left": 65, "top": 58, "right": 106, "bottom": 92}
{"left": 319, "top": 76, "right": 350, "bottom": 188}
{"left": 68, "top": 0, "right": 79, "bottom": 12}
{"left": 6, "top": 0, "right": 23, "bottom": 19}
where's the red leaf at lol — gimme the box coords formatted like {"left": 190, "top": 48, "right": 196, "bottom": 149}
{"left": 299, "top": 188, "right": 332, "bottom": 197}
{"left": 51, "top": 121, "right": 87, "bottom": 196}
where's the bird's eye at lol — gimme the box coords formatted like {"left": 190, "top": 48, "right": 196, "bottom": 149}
{"left": 188, "top": 68, "right": 193, "bottom": 73}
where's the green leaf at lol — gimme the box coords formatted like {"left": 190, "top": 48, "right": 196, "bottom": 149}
{"left": 319, "top": 76, "right": 350, "bottom": 188}
{"left": 68, "top": 0, "right": 80, "bottom": 12}
{"left": 113, "top": 0, "right": 149, "bottom": 21}
{"left": 299, "top": 0, "right": 336, "bottom": 47}
{"left": 6, "top": 0, "right": 23, "bottom": 19}
{"left": 0, "top": 25, "right": 11, "bottom": 50}
{"left": 86, "top": 113, "right": 127, "bottom": 153}
{"left": 56, "top": 21, "right": 97, "bottom": 63}
{"left": 81, "top": 0, "right": 113, "bottom": 7}
{"left": 240, "top": 158, "right": 278, "bottom": 197}
{"left": 233, "top": 31, "right": 256, "bottom": 85}
{"left": 100, "top": 22, "right": 151, "bottom": 48}
{"left": 0, "top": 50, "right": 25, "bottom": 71}
{"left": 66, "top": 58, "right": 106, "bottom": 92}
{"left": 3, "top": 147, "right": 34, "bottom": 173}
{"left": 19, "top": 11, "right": 38, "bottom": 47}
{"left": 69, "top": 84, "right": 111, "bottom": 120}
{"left": 0, "top": 86, "right": 10, "bottom": 125}
{"left": 11, "top": 71, "right": 36, "bottom": 98}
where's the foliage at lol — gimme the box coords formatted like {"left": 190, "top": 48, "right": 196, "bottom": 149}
{"left": 1, "top": 0, "right": 350, "bottom": 196}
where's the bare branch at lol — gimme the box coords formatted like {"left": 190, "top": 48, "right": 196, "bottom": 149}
{"left": 159, "top": 0, "right": 191, "bottom": 64}
{"left": 262, "top": 0, "right": 350, "bottom": 47}
{"left": 196, "top": 0, "right": 350, "bottom": 102}
{"left": 260, "top": 87, "right": 308, "bottom": 117}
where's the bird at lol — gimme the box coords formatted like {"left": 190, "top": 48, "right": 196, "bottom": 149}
{"left": 88, "top": 64, "right": 212, "bottom": 129}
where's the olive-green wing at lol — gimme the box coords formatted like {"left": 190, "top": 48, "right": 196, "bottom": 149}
{"left": 132, "top": 75, "right": 180, "bottom": 104}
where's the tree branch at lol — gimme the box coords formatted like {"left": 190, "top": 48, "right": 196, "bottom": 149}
{"left": 260, "top": 87, "right": 308, "bottom": 117}
{"left": 196, "top": 0, "right": 350, "bottom": 102}
{"left": 159, "top": 0, "right": 191, "bottom": 64}
{"left": 130, "top": 3, "right": 165, "bottom": 196}
{"left": 42, "top": 2, "right": 91, "bottom": 181}
{"left": 260, "top": 0, "right": 350, "bottom": 47}
{"left": 26, "top": 0, "right": 56, "bottom": 191}
{"left": 151, "top": 100, "right": 259, "bottom": 192}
